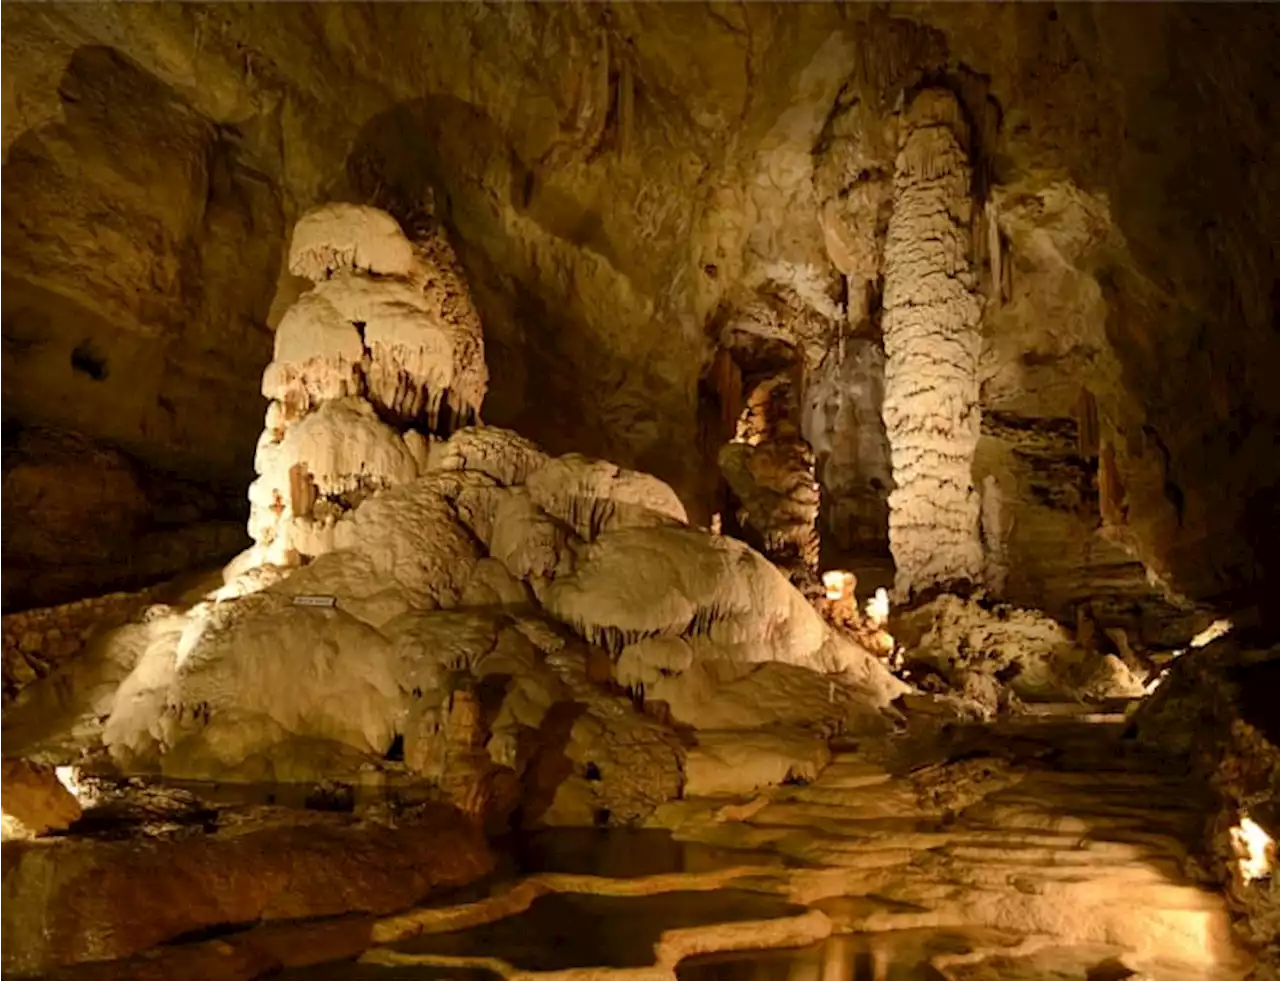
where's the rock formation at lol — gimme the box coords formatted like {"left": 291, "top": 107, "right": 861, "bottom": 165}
{"left": 717, "top": 371, "right": 821, "bottom": 591}
{"left": 802, "top": 339, "right": 893, "bottom": 562}
{"left": 6, "top": 415, "right": 901, "bottom": 830}
{"left": 2, "top": 5, "right": 1278, "bottom": 978}
{"left": 5, "top": 198, "right": 903, "bottom": 832}
{"left": 881, "top": 88, "right": 985, "bottom": 600}
{"left": 248, "top": 204, "right": 486, "bottom": 567}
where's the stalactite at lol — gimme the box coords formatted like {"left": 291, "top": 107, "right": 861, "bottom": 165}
{"left": 881, "top": 88, "right": 984, "bottom": 600}
{"left": 1076, "top": 388, "right": 1100, "bottom": 459}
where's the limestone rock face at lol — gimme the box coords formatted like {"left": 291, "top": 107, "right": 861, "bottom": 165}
{"left": 248, "top": 204, "right": 487, "bottom": 566}
{"left": 894, "top": 594, "right": 1145, "bottom": 713}
{"left": 1, "top": 428, "right": 246, "bottom": 612}
{"left": 288, "top": 203, "right": 418, "bottom": 281}
{"left": 1134, "top": 641, "right": 1280, "bottom": 972}
{"left": 0, "top": 805, "right": 493, "bottom": 975}
{"left": 801, "top": 339, "right": 893, "bottom": 559}
{"left": 3, "top": 4, "right": 1278, "bottom": 635}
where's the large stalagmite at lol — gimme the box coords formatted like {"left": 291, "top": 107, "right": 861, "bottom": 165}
{"left": 881, "top": 89, "right": 984, "bottom": 600}
{"left": 248, "top": 204, "right": 487, "bottom": 568}
{"left": 2, "top": 200, "right": 905, "bottom": 822}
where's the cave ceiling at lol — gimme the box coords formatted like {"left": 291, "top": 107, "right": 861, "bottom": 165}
{"left": 2, "top": 2, "right": 1278, "bottom": 630}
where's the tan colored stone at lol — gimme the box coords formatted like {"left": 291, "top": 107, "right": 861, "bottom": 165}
{"left": 0, "top": 759, "right": 81, "bottom": 839}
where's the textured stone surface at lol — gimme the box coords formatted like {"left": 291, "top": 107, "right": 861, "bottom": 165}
{"left": 1, "top": 427, "right": 246, "bottom": 611}
{"left": 881, "top": 88, "right": 984, "bottom": 599}
{"left": 0, "top": 758, "right": 81, "bottom": 838}
{"left": 1135, "top": 641, "right": 1280, "bottom": 973}
{"left": 1, "top": 585, "right": 162, "bottom": 703}
{"left": 0, "top": 804, "right": 494, "bottom": 975}
{"left": 2, "top": 5, "right": 1276, "bottom": 626}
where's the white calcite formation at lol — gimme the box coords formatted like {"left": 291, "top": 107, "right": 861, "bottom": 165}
{"left": 2, "top": 426, "right": 905, "bottom": 825}
{"left": 249, "top": 204, "right": 488, "bottom": 567}
{"left": 881, "top": 89, "right": 985, "bottom": 600}
{"left": 4, "top": 203, "right": 907, "bottom": 827}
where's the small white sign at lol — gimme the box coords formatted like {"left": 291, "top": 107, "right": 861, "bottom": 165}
{"left": 292, "top": 595, "right": 337, "bottom": 609}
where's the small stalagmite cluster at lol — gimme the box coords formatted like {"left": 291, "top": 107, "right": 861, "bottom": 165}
{"left": 880, "top": 88, "right": 985, "bottom": 601}
{"left": 249, "top": 204, "right": 488, "bottom": 567}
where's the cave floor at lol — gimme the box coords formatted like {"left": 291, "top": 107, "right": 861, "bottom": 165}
{"left": 347, "top": 711, "right": 1247, "bottom": 981}
{"left": 39, "top": 707, "right": 1249, "bottom": 981}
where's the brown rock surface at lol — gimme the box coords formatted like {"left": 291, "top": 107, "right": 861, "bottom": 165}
{"left": 1, "top": 426, "right": 247, "bottom": 611}
{"left": 3, "top": 4, "right": 1276, "bottom": 626}
{"left": 0, "top": 804, "right": 494, "bottom": 975}
{"left": 0, "top": 758, "right": 81, "bottom": 838}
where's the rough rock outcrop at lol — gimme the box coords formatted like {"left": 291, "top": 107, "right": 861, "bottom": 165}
{"left": 1, "top": 427, "right": 246, "bottom": 612}
{"left": 802, "top": 339, "right": 893, "bottom": 561}
{"left": 1134, "top": 641, "right": 1280, "bottom": 971}
{"left": 2, "top": 586, "right": 162, "bottom": 704}
{"left": 1, "top": 804, "right": 493, "bottom": 975}
{"left": 716, "top": 370, "right": 821, "bottom": 590}
{"left": 0, "top": 759, "right": 81, "bottom": 839}
{"left": 894, "top": 594, "right": 1145, "bottom": 715}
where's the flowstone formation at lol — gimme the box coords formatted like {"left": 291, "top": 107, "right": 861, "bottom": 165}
{"left": 881, "top": 89, "right": 985, "bottom": 601}
{"left": 5, "top": 204, "right": 904, "bottom": 832}
{"left": 10, "top": 421, "right": 901, "bottom": 827}
{"left": 248, "top": 204, "right": 487, "bottom": 568}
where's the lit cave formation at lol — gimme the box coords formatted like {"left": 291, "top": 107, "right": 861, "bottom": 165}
{"left": 1, "top": 4, "right": 1277, "bottom": 980}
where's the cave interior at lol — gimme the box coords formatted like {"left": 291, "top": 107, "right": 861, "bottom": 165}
{"left": 0, "top": 3, "right": 1277, "bottom": 980}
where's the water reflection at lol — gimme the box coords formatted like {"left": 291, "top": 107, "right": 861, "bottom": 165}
{"left": 680, "top": 936, "right": 942, "bottom": 981}
{"left": 499, "top": 827, "right": 795, "bottom": 877}
{"left": 392, "top": 891, "right": 809, "bottom": 971}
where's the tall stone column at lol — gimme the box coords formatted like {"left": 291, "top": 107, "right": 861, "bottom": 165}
{"left": 881, "top": 89, "right": 984, "bottom": 600}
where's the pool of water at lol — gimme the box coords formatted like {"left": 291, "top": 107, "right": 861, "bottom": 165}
{"left": 679, "top": 937, "right": 941, "bottom": 981}
{"left": 388, "top": 890, "right": 809, "bottom": 971}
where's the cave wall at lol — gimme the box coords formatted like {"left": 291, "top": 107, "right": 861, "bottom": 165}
{"left": 2, "top": 2, "right": 1277, "bottom": 629}
{"left": 802, "top": 338, "right": 892, "bottom": 562}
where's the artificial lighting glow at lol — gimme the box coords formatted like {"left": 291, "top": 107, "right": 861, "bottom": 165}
{"left": 823, "top": 570, "right": 854, "bottom": 601}
{"left": 1230, "top": 814, "right": 1275, "bottom": 885}
{"left": 0, "top": 815, "right": 26, "bottom": 842}
{"left": 1190, "top": 618, "right": 1233, "bottom": 649}
{"left": 55, "top": 768, "right": 96, "bottom": 809}
{"left": 866, "top": 587, "right": 891, "bottom": 628}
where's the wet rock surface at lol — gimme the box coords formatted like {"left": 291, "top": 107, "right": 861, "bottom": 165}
{"left": 1, "top": 801, "right": 494, "bottom": 976}
{"left": 17, "top": 709, "right": 1258, "bottom": 981}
